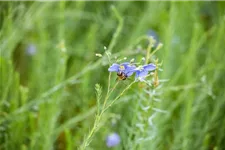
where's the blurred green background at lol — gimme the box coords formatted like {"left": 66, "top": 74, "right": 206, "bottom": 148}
{"left": 0, "top": 1, "right": 225, "bottom": 150}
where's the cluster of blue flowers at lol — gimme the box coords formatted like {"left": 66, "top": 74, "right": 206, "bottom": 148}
{"left": 108, "top": 62, "right": 156, "bottom": 81}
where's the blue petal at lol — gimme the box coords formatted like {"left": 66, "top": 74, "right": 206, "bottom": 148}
{"left": 125, "top": 65, "right": 136, "bottom": 76}
{"left": 117, "top": 63, "right": 131, "bottom": 72}
{"left": 122, "top": 63, "right": 134, "bottom": 70}
{"left": 135, "top": 70, "right": 148, "bottom": 78}
{"left": 135, "top": 70, "right": 148, "bottom": 81}
{"left": 126, "top": 70, "right": 135, "bottom": 77}
{"left": 143, "top": 63, "right": 156, "bottom": 71}
{"left": 121, "top": 62, "right": 130, "bottom": 65}
{"left": 108, "top": 63, "right": 120, "bottom": 72}
{"left": 138, "top": 70, "right": 149, "bottom": 77}
{"left": 135, "top": 70, "right": 140, "bottom": 78}
{"left": 125, "top": 65, "right": 136, "bottom": 72}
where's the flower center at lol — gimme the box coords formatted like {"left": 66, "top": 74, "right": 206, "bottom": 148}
{"left": 119, "top": 65, "right": 125, "bottom": 70}
{"left": 137, "top": 66, "right": 144, "bottom": 71}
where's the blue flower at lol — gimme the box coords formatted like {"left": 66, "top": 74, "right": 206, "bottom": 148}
{"left": 135, "top": 63, "right": 156, "bottom": 81}
{"left": 108, "top": 62, "right": 136, "bottom": 77}
{"left": 147, "top": 30, "right": 160, "bottom": 48}
{"left": 106, "top": 132, "right": 121, "bottom": 147}
{"left": 26, "top": 44, "right": 36, "bottom": 56}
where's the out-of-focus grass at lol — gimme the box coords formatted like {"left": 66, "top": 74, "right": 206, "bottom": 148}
{"left": 0, "top": 1, "right": 225, "bottom": 150}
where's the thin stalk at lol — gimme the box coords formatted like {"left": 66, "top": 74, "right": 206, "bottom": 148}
{"left": 145, "top": 37, "right": 154, "bottom": 64}
{"left": 103, "top": 80, "right": 136, "bottom": 113}
{"left": 79, "top": 81, "right": 119, "bottom": 150}
{"left": 103, "top": 80, "right": 119, "bottom": 110}
{"left": 79, "top": 80, "right": 134, "bottom": 150}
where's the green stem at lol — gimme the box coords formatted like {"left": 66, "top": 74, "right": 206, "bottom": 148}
{"left": 145, "top": 38, "right": 152, "bottom": 64}
{"left": 103, "top": 80, "right": 119, "bottom": 112}
{"left": 79, "top": 79, "right": 135, "bottom": 150}
{"left": 103, "top": 80, "right": 136, "bottom": 113}
{"left": 79, "top": 80, "right": 119, "bottom": 150}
